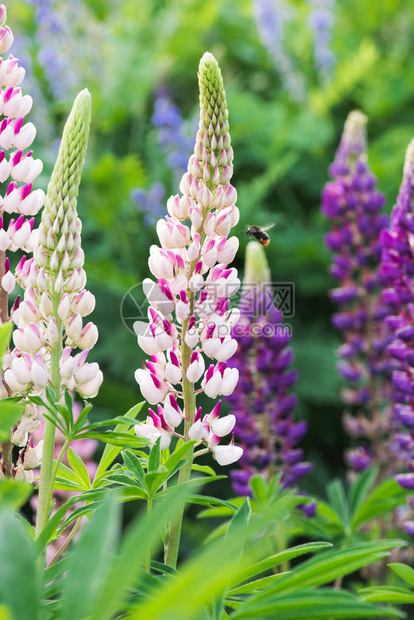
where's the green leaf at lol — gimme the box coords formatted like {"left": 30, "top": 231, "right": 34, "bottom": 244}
{"left": 122, "top": 450, "right": 145, "bottom": 485}
{"left": 389, "top": 562, "right": 414, "bottom": 586}
{"left": 89, "top": 479, "right": 201, "bottom": 620}
{"left": 192, "top": 464, "right": 217, "bottom": 476}
{"left": 0, "top": 399, "right": 26, "bottom": 441}
{"left": 235, "top": 542, "right": 333, "bottom": 586}
{"left": 67, "top": 448, "right": 92, "bottom": 489}
{"left": 0, "top": 511, "right": 40, "bottom": 620}
{"left": 94, "top": 402, "right": 144, "bottom": 482}
{"left": 148, "top": 437, "right": 161, "bottom": 472}
{"left": 230, "top": 588, "right": 403, "bottom": 619}
{"left": 361, "top": 585, "right": 414, "bottom": 604}
{"left": 61, "top": 494, "right": 121, "bottom": 620}
{"left": 249, "top": 474, "right": 269, "bottom": 502}
{"left": 352, "top": 478, "right": 407, "bottom": 530}
{"left": 349, "top": 468, "right": 378, "bottom": 516}
{"left": 238, "top": 540, "right": 405, "bottom": 604}
{"left": 0, "top": 478, "right": 32, "bottom": 510}
{"left": 326, "top": 479, "right": 349, "bottom": 527}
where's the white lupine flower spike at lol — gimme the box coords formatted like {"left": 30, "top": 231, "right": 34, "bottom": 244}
{"left": 135, "top": 53, "right": 243, "bottom": 472}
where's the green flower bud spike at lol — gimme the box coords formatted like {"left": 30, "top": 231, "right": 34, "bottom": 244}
{"left": 35, "top": 89, "right": 93, "bottom": 540}
{"left": 36, "top": 88, "right": 91, "bottom": 280}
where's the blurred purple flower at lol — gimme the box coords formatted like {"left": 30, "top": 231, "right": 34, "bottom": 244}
{"left": 25, "top": 0, "right": 77, "bottom": 101}
{"left": 253, "top": 0, "right": 306, "bottom": 101}
{"left": 307, "top": 0, "right": 336, "bottom": 81}
{"left": 152, "top": 90, "right": 193, "bottom": 181}
{"left": 322, "top": 110, "right": 396, "bottom": 480}
{"left": 131, "top": 182, "right": 166, "bottom": 227}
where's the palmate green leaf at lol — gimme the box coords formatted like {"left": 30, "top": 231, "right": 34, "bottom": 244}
{"left": 389, "top": 562, "right": 414, "bottom": 586}
{"left": 228, "top": 572, "right": 287, "bottom": 597}
{"left": 348, "top": 468, "right": 378, "bottom": 516}
{"left": 126, "top": 501, "right": 266, "bottom": 620}
{"left": 234, "top": 542, "right": 333, "bottom": 586}
{"left": 237, "top": 540, "right": 405, "bottom": 604}
{"left": 361, "top": 585, "right": 414, "bottom": 604}
{"left": 230, "top": 588, "right": 403, "bottom": 619}
{"left": 56, "top": 462, "right": 89, "bottom": 491}
{"left": 0, "top": 398, "right": 26, "bottom": 441}
{"left": 326, "top": 479, "right": 349, "bottom": 528}
{"left": 351, "top": 478, "right": 408, "bottom": 530}
{"left": 92, "top": 401, "right": 145, "bottom": 485}
{"left": 88, "top": 479, "right": 201, "bottom": 620}
{"left": 0, "top": 478, "right": 32, "bottom": 510}
{"left": 122, "top": 450, "right": 145, "bottom": 486}
{"left": 61, "top": 493, "right": 121, "bottom": 620}
{"left": 0, "top": 511, "right": 40, "bottom": 620}
{"left": 67, "top": 448, "right": 92, "bottom": 489}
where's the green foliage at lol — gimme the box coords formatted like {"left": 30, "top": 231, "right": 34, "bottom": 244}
{"left": 295, "top": 470, "right": 409, "bottom": 542}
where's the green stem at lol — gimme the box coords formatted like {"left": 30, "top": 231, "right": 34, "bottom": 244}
{"left": 145, "top": 497, "right": 153, "bottom": 572}
{"left": 164, "top": 318, "right": 196, "bottom": 568}
{"left": 35, "top": 318, "right": 62, "bottom": 539}
{"left": 46, "top": 514, "right": 83, "bottom": 570}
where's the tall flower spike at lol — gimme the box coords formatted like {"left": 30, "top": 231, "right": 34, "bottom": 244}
{"left": 135, "top": 53, "right": 242, "bottom": 567}
{"left": 0, "top": 3, "right": 45, "bottom": 479}
{"left": 0, "top": 3, "right": 45, "bottom": 321}
{"left": 3, "top": 89, "right": 102, "bottom": 536}
{"left": 380, "top": 140, "right": 414, "bottom": 522}
{"left": 6, "top": 89, "right": 102, "bottom": 400}
{"left": 322, "top": 110, "right": 395, "bottom": 480}
{"left": 225, "top": 241, "right": 312, "bottom": 496}
{"left": 134, "top": 53, "right": 242, "bottom": 473}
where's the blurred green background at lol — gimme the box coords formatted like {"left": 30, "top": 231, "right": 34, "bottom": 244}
{"left": 8, "top": 0, "right": 414, "bottom": 496}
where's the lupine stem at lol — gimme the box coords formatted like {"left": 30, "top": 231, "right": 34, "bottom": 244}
{"left": 35, "top": 323, "right": 62, "bottom": 538}
{"left": 164, "top": 314, "right": 196, "bottom": 568}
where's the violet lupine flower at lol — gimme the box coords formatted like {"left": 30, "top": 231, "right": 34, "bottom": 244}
{"left": 152, "top": 90, "right": 193, "bottom": 180}
{"left": 131, "top": 182, "right": 166, "bottom": 227}
{"left": 134, "top": 53, "right": 242, "bottom": 467}
{"left": 322, "top": 110, "right": 395, "bottom": 478}
{"left": 307, "top": 0, "right": 336, "bottom": 81}
{"left": 224, "top": 241, "right": 312, "bottom": 496}
{"left": 25, "top": 0, "right": 79, "bottom": 102}
{"left": 380, "top": 139, "right": 414, "bottom": 493}
{"left": 4, "top": 90, "right": 102, "bottom": 402}
{"left": 252, "top": 0, "right": 306, "bottom": 102}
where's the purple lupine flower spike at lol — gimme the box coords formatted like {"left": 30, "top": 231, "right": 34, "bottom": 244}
{"left": 381, "top": 139, "right": 414, "bottom": 497}
{"left": 322, "top": 110, "right": 396, "bottom": 480}
{"left": 226, "top": 241, "right": 312, "bottom": 496}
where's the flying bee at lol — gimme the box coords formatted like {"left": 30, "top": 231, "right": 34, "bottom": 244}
{"left": 244, "top": 224, "right": 275, "bottom": 247}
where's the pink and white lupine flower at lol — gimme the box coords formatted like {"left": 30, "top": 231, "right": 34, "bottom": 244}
{"left": 4, "top": 90, "right": 102, "bottom": 401}
{"left": 0, "top": 5, "right": 44, "bottom": 299}
{"left": 134, "top": 53, "right": 242, "bottom": 465}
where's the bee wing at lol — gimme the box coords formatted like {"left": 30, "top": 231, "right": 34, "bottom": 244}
{"left": 261, "top": 223, "right": 276, "bottom": 232}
